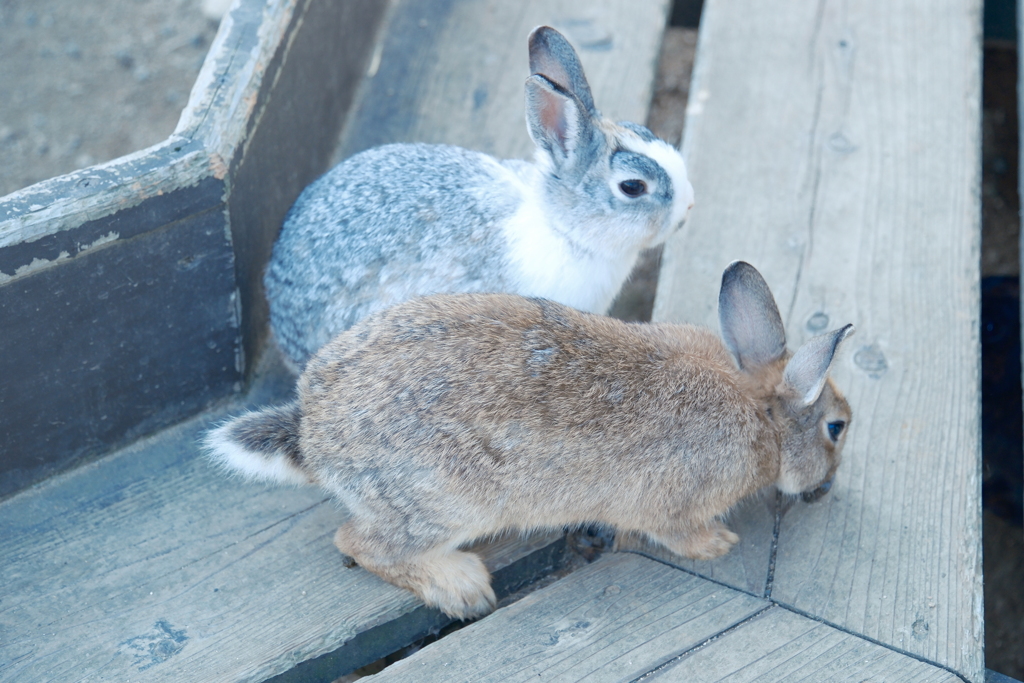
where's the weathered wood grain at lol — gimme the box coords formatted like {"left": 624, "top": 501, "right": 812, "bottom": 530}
{"left": 335, "top": 0, "right": 672, "bottom": 162}
{"left": 369, "top": 553, "right": 769, "bottom": 683}
{"left": 0, "top": 180, "right": 238, "bottom": 497}
{"left": 654, "top": 0, "right": 983, "bottom": 680}
{"left": 648, "top": 606, "right": 962, "bottom": 682}
{"left": 0, "top": 353, "right": 564, "bottom": 683}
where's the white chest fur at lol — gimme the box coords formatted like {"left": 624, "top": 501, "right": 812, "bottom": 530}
{"left": 500, "top": 179, "right": 640, "bottom": 315}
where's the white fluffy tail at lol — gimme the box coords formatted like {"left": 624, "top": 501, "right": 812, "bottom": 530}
{"left": 203, "top": 402, "right": 310, "bottom": 485}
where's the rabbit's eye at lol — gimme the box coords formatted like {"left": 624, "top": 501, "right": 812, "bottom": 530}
{"left": 619, "top": 179, "right": 647, "bottom": 197}
{"left": 827, "top": 421, "right": 845, "bottom": 442}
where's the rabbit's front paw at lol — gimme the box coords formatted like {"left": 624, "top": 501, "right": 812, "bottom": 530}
{"left": 657, "top": 522, "right": 739, "bottom": 561}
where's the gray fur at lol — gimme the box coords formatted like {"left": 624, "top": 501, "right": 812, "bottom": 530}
{"left": 264, "top": 26, "right": 695, "bottom": 368}
{"left": 265, "top": 144, "right": 519, "bottom": 364}
{"left": 618, "top": 121, "right": 659, "bottom": 143}
{"left": 227, "top": 403, "right": 304, "bottom": 467}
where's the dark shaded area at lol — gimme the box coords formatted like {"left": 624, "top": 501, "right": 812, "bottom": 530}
{"left": 990, "top": 669, "right": 1024, "bottom": 683}
{"left": 985, "top": 508, "right": 1024, "bottom": 680}
{"left": 982, "top": 277, "right": 1024, "bottom": 526}
{"left": 986, "top": 0, "right": 1017, "bottom": 43}
{"left": 981, "top": 276, "right": 1024, "bottom": 680}
{"left": 669, "top": 0, "right": 703, "bottom": 29}
{"left": 982, "top": 46, "right": 1020, "bottom": 276}
{"left": 980, "top": 30, "right": 1024, "bottom": 680}
{"left": 0, "top": 178, "right": 237, "bottom": 498}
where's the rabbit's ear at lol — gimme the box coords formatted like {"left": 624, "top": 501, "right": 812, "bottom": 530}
{"left": 528, "top": 26, "right": 597, "bottom": 116}
{"left": 783, "top": 324, "right": 855, "bottom": 406}
{"left": 526, "top": 74, "right": 596, "bottom": 167}
{"left": 718, "top": 261, "right": 787, "bottom": 371}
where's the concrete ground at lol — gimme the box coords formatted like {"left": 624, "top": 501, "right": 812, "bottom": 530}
{"left": 0, "top": 0, "right": 216, "bottom": 197}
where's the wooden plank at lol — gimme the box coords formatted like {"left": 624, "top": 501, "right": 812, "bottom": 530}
{"left": 647, "top": 606, "right": 962, "bottom": 682}
{"left": 0, "top": 183, "right": 237, "bottom": 498}
{"left": 654, "top": 0, "right": 983, "bottom": 680}
{"left": 370, "top": 553, "right": 768, "bottom": 683}
{"left": 0, "top": 353, "right": 565, "bottom": 683}
{"left": 335, "top": 0, "right": 672, "bottom": 162}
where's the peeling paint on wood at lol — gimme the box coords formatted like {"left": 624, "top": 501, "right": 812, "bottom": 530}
{"left": 0, "top": 198, "right": 237, "bottom": 497}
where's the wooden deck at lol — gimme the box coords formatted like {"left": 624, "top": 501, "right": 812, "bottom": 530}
{"left": 649, "top": 0, "right": 984, "bottom": 679}
{"left": 370, "top": 554, "right": 961, "bottom": 682}
{"left": 0, "top": 348, "right": 568, "bottom": 682}
{"left": 0, "top": 0, "right": 985, "bottom": 681}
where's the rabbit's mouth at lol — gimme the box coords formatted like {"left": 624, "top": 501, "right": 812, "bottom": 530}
{"left": 801, "top": 478, "right": 833, "bottom": 503}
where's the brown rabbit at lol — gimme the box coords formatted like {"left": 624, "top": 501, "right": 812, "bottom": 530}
{"left": 205, "top": 261, "right": 853, "bottom": 619}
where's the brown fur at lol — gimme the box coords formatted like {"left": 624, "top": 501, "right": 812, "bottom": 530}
{"left": 207, "top": 263, "right": 853, "bottom": 619}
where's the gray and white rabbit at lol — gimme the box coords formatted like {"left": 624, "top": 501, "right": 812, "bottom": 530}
{"left": 263, "top": 26, "right": 694, "bottom": 368}
{"left": 206, "top": 262, "right": 854, "bottom": 619}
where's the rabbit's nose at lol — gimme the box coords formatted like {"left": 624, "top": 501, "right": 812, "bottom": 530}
{"left": 801, "top": 478, "right": 832, "bottom": 503}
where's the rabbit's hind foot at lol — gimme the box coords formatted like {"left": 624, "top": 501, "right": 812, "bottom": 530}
{"left": 406, "top": 548, "right": 497, "bottom": 620}
{"left": 332, "top": 527, "right": 359, "bottom": 567}
{"left": 334, "top": 524, "right": 496, "bottom": 619}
